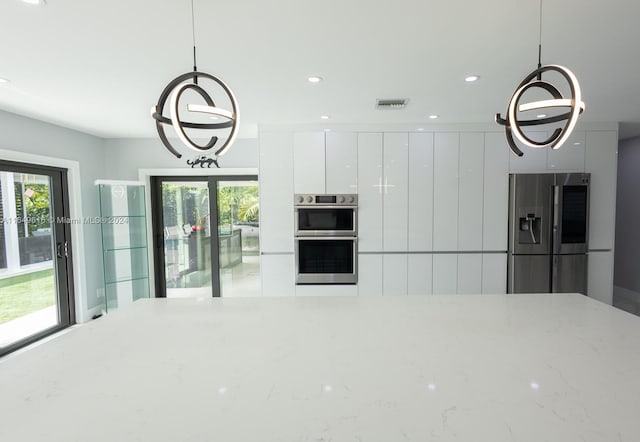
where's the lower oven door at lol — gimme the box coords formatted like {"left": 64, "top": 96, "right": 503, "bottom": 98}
{"left": 295, "top": 237, "right": 357, "bottom": 284}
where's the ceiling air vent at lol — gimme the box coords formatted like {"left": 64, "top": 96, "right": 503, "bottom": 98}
{"left": 376, "top": 98, "right": 408, "bottom": 109}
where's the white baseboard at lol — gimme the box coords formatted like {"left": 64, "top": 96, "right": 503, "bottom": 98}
{"left": 80, "top": 305, "right": 104, "bottom": 323}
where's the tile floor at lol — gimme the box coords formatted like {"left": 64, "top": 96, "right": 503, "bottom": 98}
{"left": 166, "top": 255, "right": 260, "bottom": 298}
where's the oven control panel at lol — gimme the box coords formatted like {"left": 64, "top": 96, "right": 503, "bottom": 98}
{"left": 294, "top": 194, "right": 357, "bottom": 206}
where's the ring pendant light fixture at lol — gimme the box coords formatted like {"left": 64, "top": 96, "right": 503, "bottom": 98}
{"left": 151, "top": 0, "right": 239, "bottom": 165}
{"left": 495, "top": 0, "right": 585, "bottom": 157}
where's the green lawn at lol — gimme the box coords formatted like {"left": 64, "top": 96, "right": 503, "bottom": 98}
{"left": 0, "top": 268, "right": 56, "bottom": 325}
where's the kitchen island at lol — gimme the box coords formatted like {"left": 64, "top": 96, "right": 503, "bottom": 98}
{"left": 1, "top": 294, "right": 638, "bottom": 441}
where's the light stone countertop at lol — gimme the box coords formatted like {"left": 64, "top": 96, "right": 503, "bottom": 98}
{"left": 1, "top": 294, "right": 639, "bottom": 441}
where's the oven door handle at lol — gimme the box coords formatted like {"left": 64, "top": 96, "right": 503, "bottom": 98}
{"left": 295, "top": 236, "right": 358, "bottom": 241}
{"left": 294, "top": 205, "right": 358, "bottom": 210}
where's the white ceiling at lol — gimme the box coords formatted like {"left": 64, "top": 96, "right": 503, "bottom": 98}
{"left": 1, "top": 0, "right": 639, "bottom": 140}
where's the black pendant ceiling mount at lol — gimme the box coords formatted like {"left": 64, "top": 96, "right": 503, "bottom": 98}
{"left": 495, "top": 0, "right": 585, "bottom": 157}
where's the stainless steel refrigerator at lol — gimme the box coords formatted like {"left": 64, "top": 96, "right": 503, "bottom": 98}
{"left": 507, "top": 173, "right": 590, "bottom": 294}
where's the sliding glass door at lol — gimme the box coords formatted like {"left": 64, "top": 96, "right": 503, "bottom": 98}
{"left": 156, "top": 180, "right": 213, "bottom": 298}
{"left": 151, "top": 176, "right": 259, "bottom": 298}
{"left": 0, "top": 161, "right": 74, "bottom": 356}
{"left": 216, "top": 180, "right": 260, "bottom": 297}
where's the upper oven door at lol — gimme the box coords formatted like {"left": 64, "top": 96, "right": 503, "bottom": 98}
{"left": 295, "top": 206, "right": 357, "bottom": 236}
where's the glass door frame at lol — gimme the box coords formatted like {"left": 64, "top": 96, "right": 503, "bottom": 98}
{"left": 0, "top": 160, "right": 75, "bottom": 357}
{"left": 150, "top": 175, "right": 257, "bottom": 298}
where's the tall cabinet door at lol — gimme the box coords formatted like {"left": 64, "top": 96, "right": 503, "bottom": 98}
{"left": 357, "top": 133, "right": 383, "bottom": 252}
{"left": 293, "top": 132, "right": 325, "bottom": 194}
{"left": 408, "top": 133, "right": 434, "bottom": 251}
{"left": 383, "top": 254, "right": 408, "bottom": 295}
{"left": 457, "top": 254, "right": 483, "bottom": 294}
{"left": 433, "top": 133, "right": 460, "bottom": 251}
{"left": 358, "top": 254, "right": 383, "bottom": 296}
{"left": 326, "top": 132, "right": 358, "bottom": 194}
{"left": 482, "top": 253, "right": 507, "bottom": 294}
{"left": 458, "top": 133, "right": 484, "bottom": 251}
{"left": 588, "top": 251, "right": 614, "bottom": 304}
{"left": 433, "top": 254, "right": 457, "bottom": 294}
{"left": 259, "top": 132, "right": 294, "bottom": 253}
{"left": 383, "top": 133, "right": 409, "bottom": 251}
{"left": 483, "top": 133, "right": 509, "bottom": 251}
{"left": 586, "top": 131, "right": 617, "bottom": 251}
{"left": 408, "top": 254, "right": 433, "bottom": 295}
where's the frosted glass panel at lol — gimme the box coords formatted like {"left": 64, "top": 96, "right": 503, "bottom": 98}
{"left": 101, "top": 216, "right": 147, "bottom": 250}
{"left": 103, "top": 247, "right": 149, "bottom": 284}
{"left": 99, "top": 185, "right": 146, "bottom": 217}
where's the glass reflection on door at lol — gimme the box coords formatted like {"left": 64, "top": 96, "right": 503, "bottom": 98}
{"left": 161, "top": 181, "right": 213, "bottom": 298}
{"left": 217, "top": 181, "right": 260, "bottom": 297}
{"left": 0, "top": 172, "right": 59, "bottom": 348}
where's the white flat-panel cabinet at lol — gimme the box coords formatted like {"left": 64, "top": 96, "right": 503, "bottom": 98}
{"left": 357, "top": 133, "right": 384, "bottom": 252}
{"left": 326, "top": 132, "right": 358, "bottom": 194}
{"left": 261, "top": 254, "right": 295, "bottom": 296}
{"left": 586, "top": 131, "right": 618, "bottom": 251}
{"left": 383, "top": 133, "right": 409, "bottom": 251}
{"left": 458, "top": 133, "right": 484, "bottom": 251}
{"left": 482, "top": 253, "right": 507, "bottom": 294}
{"left": 509, "top": 131, "right": 548, "bottom": 173}
{"left": 483, "top": 133, "right": 509, "bottom": 251}
{"left": 293, "top": 132, "right": 325, "bottom": 194}
{"left": 358, "top": 254, "right": 383, "bottom": 296}
{"left": 433, "top": 254, "right": 457, "bottom": 294}
{"left": 408, "top": 254, "right": 433, "bottom": 295}
{"left": 408, "top": 133, "right": 434, "bottom": 251}
{"left": 296, "top": 284, "right": 357, "bottom": 297}
{"left": 259, "top": 131, "right": 294, "bottom": 253}
{"left": 433, "top": 133, "right": 460, "bottom": 251}
{"left": 548, "top": 131, "right": 586, "bottom": 172}
{"left": 588, "top": 251, "right": 614, "bottom": 305}
{"left": 383, "top": 254, "right": 408, "bottom": 296}
{"left": 457, "top": 254, "right": 482, "bottom": 294}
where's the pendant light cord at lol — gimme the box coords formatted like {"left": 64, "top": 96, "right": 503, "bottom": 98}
{"left": 537, "top": 0, "right": 543, "bottom": 79}
{"left": 191, "top": 0, "right": 198, "bottom": 82}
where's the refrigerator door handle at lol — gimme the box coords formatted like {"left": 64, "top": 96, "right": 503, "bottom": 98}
{"left": 552, "top": 185, "right": 561, "bottom": 254}
{"left": 551, "top": 254, "right": 558, "bottom": 293}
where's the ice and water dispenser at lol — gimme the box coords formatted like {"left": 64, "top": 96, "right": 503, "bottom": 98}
{"left": 519, "top": 212, "right": 541, "bottom": 244}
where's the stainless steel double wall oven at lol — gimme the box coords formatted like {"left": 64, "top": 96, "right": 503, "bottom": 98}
{"left": 294, "top": 194, "right": 358, "bottom": 284}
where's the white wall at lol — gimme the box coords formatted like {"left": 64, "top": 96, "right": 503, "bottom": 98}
{"left": 102, "top": 138, "right": 258, "bottom": 181}
{"left": 0, "top": 109, "right": 105, "bottom": 320}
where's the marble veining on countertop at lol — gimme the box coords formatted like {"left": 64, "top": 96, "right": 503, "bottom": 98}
{"left": 1, "top": 294, "right": 639, "bottom": 441}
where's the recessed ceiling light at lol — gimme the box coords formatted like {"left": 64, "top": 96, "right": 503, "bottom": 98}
{"left": 573, "top": 142, "right": 581, "bottom": 146}
{"left": 320, "top": 115, "right": 330, "bottom": 120}
{"left": 307, "top": 76, "right": 322, "bottom": 83}
{"left": 21, "top": 0, "right": 46, "bottom": 5}
{"left": 536, "top": 114, "right": 548, "bottom": 119}
{"left": 464, "top": 75, "right": 480, "bottom": 82}
{"left": 417, "top": 128, "right": 425, "bottom": 131}
{"left": 428, "top": 115, "right": 439, "bottom": 119}
{"left": 0, "top": 77, "right": 9, "bottom": 84}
